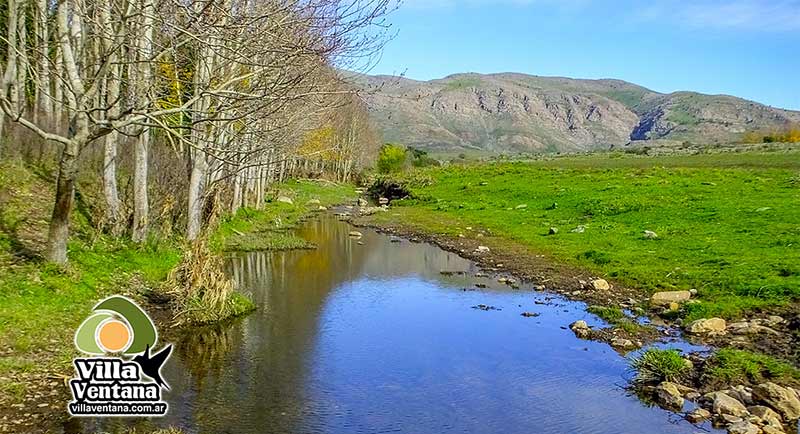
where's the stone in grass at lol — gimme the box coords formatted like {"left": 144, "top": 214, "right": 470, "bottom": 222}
{"left": 306, "top": 199, "right": 321, "bottom": 205}
{"left": 590, "top": 279, "right": 611, "bottom": 291}
{"left": 650, "top": 290, "right": 692, "bottom": 307}
{"left": 655, "top": 382, "right": 685, "bottom": 410}
{"left": 643, "top": 230, "right": 658, "bottom": 239}
{"left": 515, "top": 204, "right": 528, "bottom": 209}
{"left": 548, "top": 227, "right": 559, "bottom": 235}
{"left": 685, "top": 318, "right": 727, "bottom": 335}
{"left": 276, "top": 196, "right": 293, "bottom": 204}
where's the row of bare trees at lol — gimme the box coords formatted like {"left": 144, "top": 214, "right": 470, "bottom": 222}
{"left": 0, "top": 0, "right": 392, "bottom": 264}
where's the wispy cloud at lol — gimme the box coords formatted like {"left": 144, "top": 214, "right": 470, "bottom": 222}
{"left": 637, "top": 0, "right": 800, "bottom": 32}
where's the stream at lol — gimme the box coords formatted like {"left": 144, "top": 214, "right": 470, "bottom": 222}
{"left": 73, "top": 214, "right": 721, "bottom": 434}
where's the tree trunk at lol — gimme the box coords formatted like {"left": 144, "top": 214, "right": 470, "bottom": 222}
{"left": 186, "top": 147, "right": 207, "bottom": 240}
{"left": 46, "top": 139, "right": 80, "bottom": 264}
{"left": 36, "top": 0, "right": 52, "bottom": 122}
{"left": 132, "top": 131, "right": 149, "bottom": 242}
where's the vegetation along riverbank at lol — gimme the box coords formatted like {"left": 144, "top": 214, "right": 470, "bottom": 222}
{"left": 355, "top": 149, "right": 800, "bottom": 431}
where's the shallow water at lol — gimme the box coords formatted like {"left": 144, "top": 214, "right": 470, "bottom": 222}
{"left": 75, "top": 215, "right": 721, "bottom": 434}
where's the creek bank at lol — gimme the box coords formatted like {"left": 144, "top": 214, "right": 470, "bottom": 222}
{"left": 349, "top": 197, "right": 800, "bottom": 429}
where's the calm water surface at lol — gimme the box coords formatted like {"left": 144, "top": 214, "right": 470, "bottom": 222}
{"left": 77, "top": 214, "right": 721, "bottom": 434}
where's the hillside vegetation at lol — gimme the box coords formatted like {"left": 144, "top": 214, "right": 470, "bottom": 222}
{"left": 358, "top": 72, "right": 800, "bottom": 154}
{"left": 366, "top": 151, "right": 800, "bottom": 321}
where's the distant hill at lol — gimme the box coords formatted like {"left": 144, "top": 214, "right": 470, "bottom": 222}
{"left": 355, "top": 72, "right": 800, "bottom": 154}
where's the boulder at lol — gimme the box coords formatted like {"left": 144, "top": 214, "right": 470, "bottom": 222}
{"left": 651, "top": 290, "right": 692, "bottom": 307}
{"left": 591, "top": 279, "right": 611, "bottom": 291}
{"left": 686, "top": 407, "right": 711, "bottom": 423}
{"left": 729, "top": 386, "right": 755, "bottom": 406}
{"left": 748, "top": 405, "right": 783, "bottom": 427}
{"left": 276, "top": 196, "right": 293, "bottom": 204}
{"left": 656, "top": 382, "right": 685, "bottom": 409}
{"left": 752, "top": 382, "right": 800, "bottom": 420}
{"left": 713, "top": 392, "right": 750, "bottom": 418}
{"left": 727, "top": 421, "right": 760, "bottom": 434}
{"left": 569, "top": 320, "right": 591, "bottom": 339}
{"left": 761, "top": 424, "right": 786, "bottom": 434}
{"left": 686, "top": 318, "right": 727, "bottom": 335}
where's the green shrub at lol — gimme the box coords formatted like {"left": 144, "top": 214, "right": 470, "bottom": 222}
{"left": 630, "top": 348, "right": 690, "bottom": 384}
{"left": 377, "top": 143, "right": 407, "bottom": 174}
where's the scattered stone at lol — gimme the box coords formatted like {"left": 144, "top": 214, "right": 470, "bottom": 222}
{"left": 610, "top": 337, "right": 637, "bottom": 350}
{"left": 548, "top": 227, "right": 559, "bottom": 235}
{"left": 687, "top": 408, "right": 712, "bottom": 423}
{"left": 276, "top": 196, "right": 293, "bottom": 204}
{"left": 348, "top": 231, "right": 363, "bottom": 238}
{"left": 656, "top": 382, "right": 685, "bottom": 409}
{"left": 713, "top": 392, "right": 750, "bottom": 418}
{"left": 590, "top": 279, "right": 611, "bottom": 291}
{"left": 472, "top": 304, "right": 500, "bottom": 311}
{"left": 650, "top": 290, "right": 692, "bottom": 307}
{"left": 686, "top": 318, "right": 727, "bottom": 335}
{"left": 748, "top": 406, "right": 783, "bottom": 427}
{"left": 520, "top": 312, "right": 540, "bottom": 318}
{"left": 766, "top": 315, "right": 785, "bottom": 325}
{"left": 570, "top": 320, "right": 591, "bottom": 339}
{"left": 307, "top": 199, "right": 321, "bottom": 205}
{"left": 643, "top": 230, "right": 658, "bottom": 239}
{"left": 475, "top": 246, "right": 491, "bottom": 254}
{"left": 727, "top": 421, "right": 760, "bottom": 434}
{"left": 515, "top": 204, "right": 527, "bottom": 209}
{"left": 475, "top": 283, "right": 487, "bottom": 289}
{"left": 752, "top": 382, "right": 800, "bottom": 421}
{"left": 571, "top": 225, "right": 586, "bottom": 233}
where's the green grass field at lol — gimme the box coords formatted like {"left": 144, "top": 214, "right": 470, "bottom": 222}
{"left": 370, "top": 151, "right": 800, "bottom": 321}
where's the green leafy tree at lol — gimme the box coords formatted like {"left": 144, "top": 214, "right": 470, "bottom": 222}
{"left": 376, "top": 143, "right": 407, "bottom": 173}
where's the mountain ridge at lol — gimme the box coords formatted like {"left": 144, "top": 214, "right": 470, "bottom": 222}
{"left": 356, "top": 72, "right": 800, "bottom": 154}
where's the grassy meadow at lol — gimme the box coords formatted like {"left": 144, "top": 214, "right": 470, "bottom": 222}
{"left": 369, "top": 151, "right": 800, "bottom": 321}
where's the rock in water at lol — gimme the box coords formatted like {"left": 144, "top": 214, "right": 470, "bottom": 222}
{"left": 276, "top": 196, "right": 293, "bottom": 204}
{"left": 348, "top": 231, "right": 363, "bottom": 238}
{"left": 685, "top": 318, "right": 727, "bottom": 335}
{"left": 686, "top": 408, "right": 711, "bottom": 423}
{"left": 650, "top": 290, "right": 692, "bottom": 307}
{"left": 655, "top": 382, "right": 685, "bottom": 410}
{"left": 713, "top": 392, "right": 750, "bottom": 418}
{"left": 727, "top": 421, "right": 760, "bottom": 434}
{"left": 752, "top": 382, "right": 800, "bottom": 421}
{"left": 569, "top": 320, "right": 591, "bottom": 339}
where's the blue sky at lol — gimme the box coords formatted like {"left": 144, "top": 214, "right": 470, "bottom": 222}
{"left": 369, "top": 0, "right": 800, "bottom": 110}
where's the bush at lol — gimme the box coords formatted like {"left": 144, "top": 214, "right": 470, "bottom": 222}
{"left": 377, "top": 143, "right": 407, "bottom": 174}
{"left": 630, "top": 348, "right": 690, "bottom": 384}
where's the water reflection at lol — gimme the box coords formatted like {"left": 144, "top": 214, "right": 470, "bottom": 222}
{"left": 77, "top": 214, "right": 721, "bottom": 434}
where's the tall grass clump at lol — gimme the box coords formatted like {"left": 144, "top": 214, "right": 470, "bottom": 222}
{"left": 629, "top": 348, "right": 691, "bottom": 384}
{"left": 165, "top": 238, "right": 254, "bottom": 325}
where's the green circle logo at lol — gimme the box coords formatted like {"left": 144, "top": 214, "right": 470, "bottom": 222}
{"left": 74, "top": 296, "right": 158, "bottom": 355}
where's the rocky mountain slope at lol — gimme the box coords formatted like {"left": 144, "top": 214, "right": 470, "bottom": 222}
{"left": 356, "top": 72, "right": 800, "bottom": 154}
